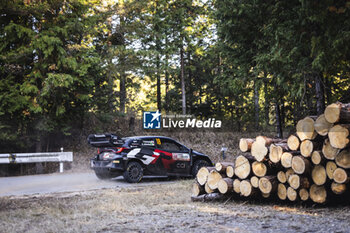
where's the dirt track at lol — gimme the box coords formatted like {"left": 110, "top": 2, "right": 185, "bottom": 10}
{"left": 0, "top": 172, "right": 172, "bottom": 197}
{"left": 1, "top": 178, "right": 350, "bottom": 233}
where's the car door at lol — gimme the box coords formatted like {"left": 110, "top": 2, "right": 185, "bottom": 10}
{"left": 155, "top": 138, "right": 191, "bottom": 175}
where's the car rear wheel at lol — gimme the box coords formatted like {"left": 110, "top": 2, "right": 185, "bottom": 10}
{"left": 123, "top": 161, "right": 143, "bottom": 183}
{"left": 192, "top": 159, "right": 210, "bottom": 177}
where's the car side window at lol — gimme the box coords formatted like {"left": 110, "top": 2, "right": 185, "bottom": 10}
{"left": 157, "top": 138, "right": 183, "bottom": 152}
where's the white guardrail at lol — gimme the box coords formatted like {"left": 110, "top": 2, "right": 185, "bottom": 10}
{"left": 0, "top": 151, "right": 73, "bottom": 173}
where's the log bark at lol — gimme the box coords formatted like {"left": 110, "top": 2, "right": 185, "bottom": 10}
{"left": 277, "top": 171, "right": 287, "bottom": 183}
{"left": 216, "top": 162, "right": 235, "bottom": 173}
{"left": 233, "top": 179, "right": 241, "bottom": 194}
{"left": 207, "top": 170, "right": 224, "bottom": 189}
{"left": 277, "top": 183, "right": 287, "bottom": 200}
{"left": 333, "top": 168, "right": 350, "bottom": 184}
{"left": 256, "top": 136, "right": 287, "bottom": 145}
{"left": 234, "top": 155, "right": 252, "bottom": 179}
{"left": 300, "top": 140, "right": 321, "bottom": 157}
{"left": 269, "top": 143, "right": 288, "bottom": 163}
{"left": 296, "top": 117, "right": 317, "bottom": 141}
{"left": 218, "top": 178, "right": 234, "bottom": 194}
{"left": 204, "top": 182, "right": 215, "bottom": 194}
{"left": 315, "top": 114, "right": 333, "bottom": 136}
{"left": 250, "top": 176, "right": 259, "bottom": 188}
{"left": 287, "top": 134, "right": 300, "bottom": 151}
{"left": 288, "top": 174, "right": 310, "bottom": 190}
{"left": 335, "top": 149, "right": 350, "bottom": 169}
{"left": 287, "top": 187, "right": 298, "bottom": 201}
{"left": 311, "top": 165, "right": 327, "bottom": 186}
{"left": 326, "top": 161, "right": 337, "bottom": 180}
{"left": 292, "top": 155, "right": 311, "bottom": 174}
{"left": 311, "top": 151, "right": 324, "bottom": 165}
{"left": 299, "top": 188, "right": 309, "bottom": 201}
{"left": 310, "top": 184, "right": 327, "bottom": 204}
{"left": 191, "top": 193, "right": 225, "bottom": 202}
{"left": 226, "top": 165, "right": 235, "bottom": 178}
{"left": 331, "top": 182, "right": 347, "bottom": 195}
{"left": 196, "top": 167, "right": 216, "bottom": 185}
{"left": 192, "top": 182, "right": 205, "bottom": 196}
{"left": 259, "top": 176, "right": 277, "bottom": 194}
{"left": 239, "top": 138, "right": 255, "bottom": 152}
{"left": 324, "top": 102, "right": 350, "bottom": 124}
{"left": 322, "top": 138, "right": 340, "bottom": 160}
{"left": 240, "top": 179, "right": 257, "bottom": 197}
{"left": 328, "top": 124, "right": 350, "bottom": 149}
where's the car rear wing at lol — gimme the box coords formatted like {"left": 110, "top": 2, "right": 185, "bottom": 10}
{"left": 87, "top": 134, "right": 124, "bottom": 148}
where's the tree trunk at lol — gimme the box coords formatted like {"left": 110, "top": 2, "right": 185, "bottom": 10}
{"left": 275, "top": 101, "right": 283, "bottom": 138}
{"left": 180, "top": 46, "right": 186, "bottom": 115}
{"left": 191, "top": 193, "right": 225, "bottom": 202}
{"left": 315, "top": 73, "right": 325, "bottom": 115}
{"left": 254, "top": 80, "right": 259, "bottom": 130}
{"left": 156, "top": 54, "right": 161, "bottom": 111}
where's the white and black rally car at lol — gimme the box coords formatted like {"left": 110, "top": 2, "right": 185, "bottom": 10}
{"left": 88, "top": 134, "right": 213, "bottom": 183}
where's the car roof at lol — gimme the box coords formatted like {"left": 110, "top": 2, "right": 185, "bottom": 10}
{"left": 122, "top": 136, "right": 175, "bottom": 141}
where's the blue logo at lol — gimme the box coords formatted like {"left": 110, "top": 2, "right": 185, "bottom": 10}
{"left": 143, "top": 110, "right": 161, "bottom": 129}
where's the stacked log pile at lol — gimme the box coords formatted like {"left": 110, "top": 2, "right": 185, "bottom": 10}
{"left": 192, "top": 102, "right": 350, "bottom": 204}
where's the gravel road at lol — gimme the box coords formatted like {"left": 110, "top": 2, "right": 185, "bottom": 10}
{"left": 0, "top": 172, "right": 171, "bottom": 197}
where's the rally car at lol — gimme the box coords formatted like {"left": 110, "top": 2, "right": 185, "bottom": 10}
{"left": 88, "top": 134, "right": 213, "bottom": 183}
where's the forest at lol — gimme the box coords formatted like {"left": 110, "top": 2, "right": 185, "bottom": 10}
{"left": 0, "top": 0, "right": 349, "bottom": 152}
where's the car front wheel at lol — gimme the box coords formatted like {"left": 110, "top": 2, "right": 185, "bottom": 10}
{"left": 191, "top": 159, "right": 210, "bottom": 177}
{"left": 123, "top": 161, "right": 143, "bottom": 183}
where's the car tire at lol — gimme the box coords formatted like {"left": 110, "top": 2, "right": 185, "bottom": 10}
{"left": 123, "top": 161, "right": 143, "bottom": 183}
{"left": 94, "top": 169, "right": 114, "bottom": 180}
{"left": 191, "top": 159, "right": 210, "bottom": 177}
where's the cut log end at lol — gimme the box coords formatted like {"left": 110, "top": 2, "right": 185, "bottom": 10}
{"left": 204, "top": 182, "right": 215, "bottom": 194}
{"left": 310, "top": 184, "right": 327, "bottom": 204}
{"left": 277, "top": 171, "right": 287, "bottom": 183}
{"left": 287, "top": 187, "right": 298, "bottom": 201}
{"left": 277, "top": 183, "right": 287, "bottom": 200}
{"left": 328, "top": 125, "right": 350, "bottom": 149}
{"left": 235, "top": 155, "right": 251, "bottom": 179}
{"left": 240, "top": 180, "right": 254, "bottom": 197}
{"left": 207, "top": 170, "right": 223, "bottom": 189}
{"left": 218, "top": 178, "right": 233, "bottom": 194}
{"left": 250, "top": 176, "right": 259, "bottom": 188}
{"left": 252, "top": 161, "right": 267, "bottom": 177}
{"left": 259, "top": 176, "right": 277, "bottom": 194}
{"left": 331, "top": 182, "right": 347, "bottom": 195}
{"left": 239, "top": 138, "right": 254, "bottom": 152}
{"left": 335, "top": 149, "right": 350, "bottom": 169}
{"left": 315, "top": 114, "right": 333, "bottom": 136}
{"left": 226, "top": 165, "right": 235, "bottom": 178}
{"left": 196, "top": 167, "right": 215, "bottom": 185}
{"left": 311, "top": 151, "right": 322, "bottom": 165}
{"left": 296, "top": 117, "right": 316, "bottom": 141}
{"left": 287, "top": 135, "right": 300, "bottom": 151}
{"left": 233, "top": 179, "right": 241, "bottom": 194}
{"left": 299, "top": 188, "right": 309, "bottom": 201}
{"left": 300, "top": 140, "right": 314, "bottom": 157}
{"left": 326, "top": 161, "right": 337, "bottom": 179}
{"left": 269, "top": 144, "right": 283, "bottom": 163}
{"left": 322, "top": 139, "right": 340, "bottom": 160}
{"left": 288, "top": 174, "right": 300, "bottom": 190}
{"left": 251, "top": 141, "right": 268, "bottom": 162}
{"left": 281, "top": 152, "right": 293, "bottom": 168}
{"left": 292, "top": 156, "right": 311, "bottom": 174}
{"left": 311, "top": 165, "right": 327, "bottom": 186}
{"left": 333, "top": 168, "right": 349, "bottom": 184}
